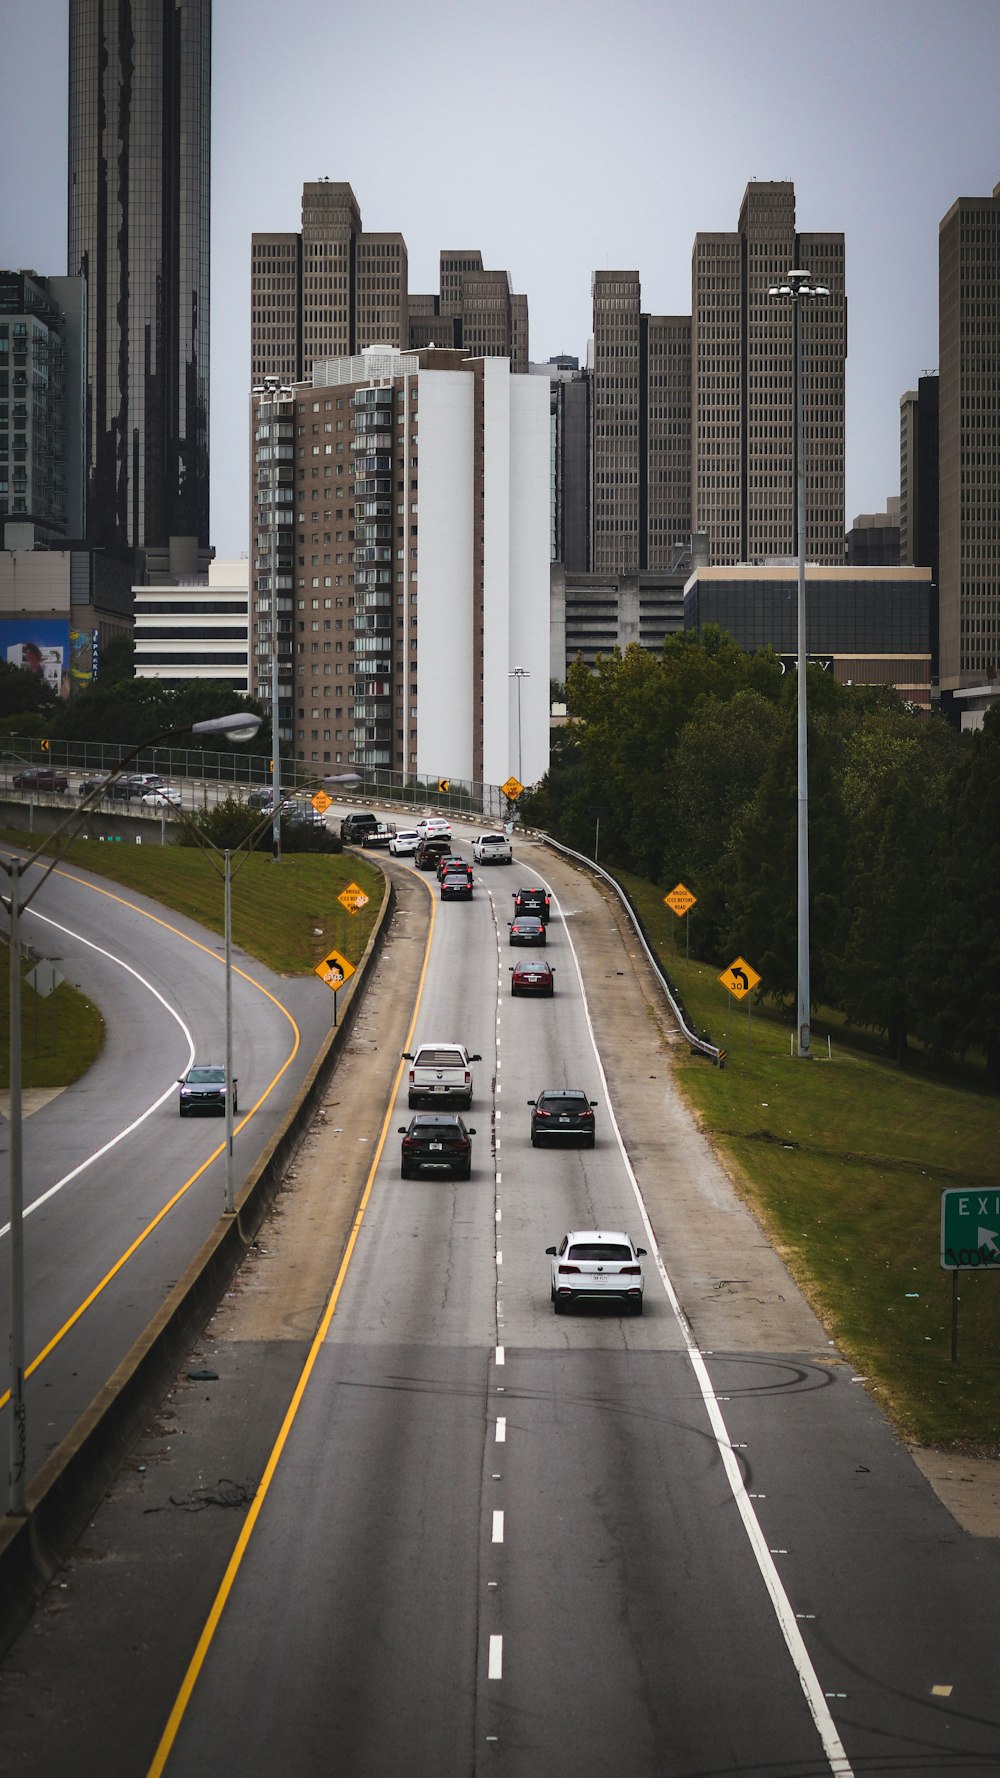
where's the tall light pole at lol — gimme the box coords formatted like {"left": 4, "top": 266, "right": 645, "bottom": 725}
{"left": 508, "top": 666, "right": 530, "bottom": 784}
{"left": 3, "top": 709, "right": 261, "bottom": 1515}
{"left": 768, "top": 269, "right": 829, "bottom": 1060}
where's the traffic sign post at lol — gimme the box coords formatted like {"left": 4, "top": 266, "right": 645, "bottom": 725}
{"left": 315, "top": 946, "right": 356, "bottom": 1026}
{"left": 940, "top": 1187, "right": 1000, "bottom": 1361}
{"left": 664, "top": 883, "right": 697, "bottom": 957}
{"left": 718, "top": 957, "right": 761, "bottom": 1057}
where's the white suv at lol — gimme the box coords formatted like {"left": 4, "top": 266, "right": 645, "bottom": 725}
{"left": 472, "top": 832, "right": 512, "bottom": 864}
{"left": 545, "top": 1230, "right": 647, "bottom": 1315}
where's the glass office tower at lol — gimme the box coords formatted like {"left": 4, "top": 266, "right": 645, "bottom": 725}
{"left": 68, "top": 0, "right": 211, "bottom": 557}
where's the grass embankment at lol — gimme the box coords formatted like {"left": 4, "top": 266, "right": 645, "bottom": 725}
{"left": 1, "top": 836, "right": 385, "bottom": 1088}
{"left": 616, "top": 869, "right": 1000, "bottom": 1456}
{"left": 0, "top": 951, "right": 105, "bottom": 1090}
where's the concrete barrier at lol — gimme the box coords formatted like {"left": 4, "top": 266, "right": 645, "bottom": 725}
{"left": 0, "top": 875, "right": 396, "bottom": 1656}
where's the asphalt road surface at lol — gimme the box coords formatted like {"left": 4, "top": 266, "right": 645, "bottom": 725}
{"left": 2, "top": 835, "right": 998, "bottom": 1778}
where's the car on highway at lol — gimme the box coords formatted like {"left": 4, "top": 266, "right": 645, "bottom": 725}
{"left": 141, "top": 786, "right": 182, "bottom": 807}
{"left": 472, "top": 832, "right": 512, "bottom": 865}
{"left": 178, "top": 1063, "right": 237, "bottom": 1117}
{"left": 415, "top": 835, "right": 453, "bottom": 871}
{"left": 510, "top": 958, "right": 555, "bottom": 996}
{"left": 509, "top": 914, "right": 546, "bottom": 947}
{"left": 389, "top": 827, "right": 420, "bottom": 857}
{"left": 11, "top": 766, "right": 69, "bottom": 792}
{"left": 341, "top": 811, "right": 380, "bottom": 843}
{"left": 513, "top": 886, "right": 551, "bottom": 924}
{"left": 247, "top": 786, "right": 275, "bottom": 811}
{"left": 398, "top": 1113, "right": 476, "bottom": 1180}
{"left": 283, "top": 798, "right": 327, "bottom": 829}
{"left": 416, "top": 816, "right": 451, "bottom": 839}
{"left": 78, "top": 774, "right": 132, "bottom": 800}
{"left": 403, "top": 1040, "right": 482, "bottom": 1109}
{"left": 545, "top": 1229, "right": 646, "bottom": 1315}
{"left": 528, "top": 1087, "right": 597, "bottom": 1146}
{"left": 435, "top": 851, "right": 467, "bottom": 880}
{"left": 441, "top": 866, "right": 473, "bottom": 901}
{"left": 125, "top": 773, "right": 166, "bottom": 794}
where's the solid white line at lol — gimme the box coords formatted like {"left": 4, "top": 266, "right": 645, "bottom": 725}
{"left": 492, "top": 1510, "right": 504, "bottom": 1543}
{"left": 495, "top": 1417, "right": 507, "bottom": 1442}
{"left": 0, "top": 905, "right": 196, "bottom": 1238}
{"left": 495, "top": 1345, "right": 505, "bottom": 1365}
{"left": 532, "top": 864, "right": 856, "bottom": 1778}
{"left": 488, "top": 1635, "right": 503, "bottom": 1679}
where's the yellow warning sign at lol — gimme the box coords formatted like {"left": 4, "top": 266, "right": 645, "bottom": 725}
{"left": 315, "top": 947, "right": 356, "bottom": 992}
{"left": 501, "top": 776, "right": 523, "bottom": 800}
{"left": 312, "top": 790, "right": 332, "bottom": 812}
{"left": 664, "top": 883, "right": 697, "bottom": 917}
{"left": 718, "top": 957, "right": 761, "bottom": 1001}
{"left": 437, "top": 778, "right": 450, "bottom": 794}
{"left": 338, "top": 882, "right": 370, "bottom": 914}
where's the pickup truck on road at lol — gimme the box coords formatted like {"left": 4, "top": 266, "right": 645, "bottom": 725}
{"left": 402, "top": 1041, "right": 482, "bottom": 1110}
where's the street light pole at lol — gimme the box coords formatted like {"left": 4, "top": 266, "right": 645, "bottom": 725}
{"left": 768, "top": 269, "right": 829, "bottom": 1061}
{"left": 3, "top": 709, "right": 261, "bottom": 1515}
{"left": 224, "top": 848, "right": 235, "bottom": 1214}
{"left": 508, "top": 666, "right": 530, "bottom": 783}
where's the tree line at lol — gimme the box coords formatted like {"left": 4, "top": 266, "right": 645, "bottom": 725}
{"left": 523, "top": 630, "right": 1000, "bottom": 1088}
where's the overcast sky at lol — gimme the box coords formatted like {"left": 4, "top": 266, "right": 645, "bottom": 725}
{"left": 3, "top": 0, "right": 999, "bottom": 560}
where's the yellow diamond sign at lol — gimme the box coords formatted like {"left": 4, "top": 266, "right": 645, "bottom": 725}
{"left": 501, "top": 775, "right": 523, "bottom": 800}
{"left": 718, "top": 957, "right": 761, "bottom": 1001}
{"left": 338, "top": 882, "right": 370, "bottom": 914}
{"left": 664, "top": 883, "right": 697, "bottom": 917}
{"left": 312, "top": 790, "right": 332, "bottom": 813}
{"left": 315, "top": 947, "right": 356, "bottom": 992}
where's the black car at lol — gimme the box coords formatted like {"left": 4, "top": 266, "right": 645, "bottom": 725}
{"left": 441, "top": 868, "right": 473, "bottom": 901}
{"left": 436, "top": 852, "right": 467, "bottom": 880}
{"left": 398, "top": 1113, "right": 476, "bottom": 1180}
{"left": 178, "top": 1064, "right": 237, "bottom": 1117}
{"left": 509, "top": 915, "right": 546, "bottom": 946}
{"left": 528, "top": 1088, "right": 597, "bottom": 1147}
{"left": 415, "top": 835, "right": 453, "bottom": 870}
{"left": 247, "top": 786, "right": 275, "bottom": 811}
{"left": 341, "top": 811, "right": 379, "bottom": 842}
{"left": 79, "top": 775, "right": 131, "bottom": 799}
{"left": 513, "top": 886, "right": 551, "bottom": 925}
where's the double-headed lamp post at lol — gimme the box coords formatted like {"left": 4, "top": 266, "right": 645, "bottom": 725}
{"left": 3, "top": 709, "right": 261, "bottom": 1516}
{"left": 767, "top": 269, "right": 829, "bottom": 1061}
{"left": 508, "top": 667, "right": 530, "bottom": 784}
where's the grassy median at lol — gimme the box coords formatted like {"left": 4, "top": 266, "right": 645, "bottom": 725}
{"left": 616, "top": 867, "right": 1000, "bottom": 1456}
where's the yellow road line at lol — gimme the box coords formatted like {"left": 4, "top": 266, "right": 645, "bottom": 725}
{"left": 0, "top": 864, "right": 300, "bottom": 1411}
{"left": 147, "top": 869, "right": 436, "bottom": 1778}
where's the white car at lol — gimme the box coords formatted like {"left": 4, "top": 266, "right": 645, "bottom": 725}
{"left": 472, "top": 832, "right": 512, "bottom": 864}
{"left": 389, "top": 828, "right": 421, "bottom": 856}
{"left": 416, "top": 816, "right": 451, "bottom": 839}
{"left": 545, "top": 1229, "right": 647, "bottom": 1316}
{"left": 141, "top": 786, "right": 182, "bottom": 807}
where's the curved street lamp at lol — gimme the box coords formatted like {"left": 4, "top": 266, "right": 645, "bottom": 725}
{"left": 3, "top": 709, "right": 262, "bottom": 1516}
{"left": 767, "top": 270, "right": 829, "bottom": 1061}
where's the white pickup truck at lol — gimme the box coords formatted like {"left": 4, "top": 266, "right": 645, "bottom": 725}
{"left": 402, "top": 1041, "right": 482, "bottom": 1110}
{"left": 472, "top": 832, "right": 512, "bottom": 864}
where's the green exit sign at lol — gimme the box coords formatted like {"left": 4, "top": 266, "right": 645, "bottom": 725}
{"left": 941, "top": 1188, "right": 1000, "bottom": 1270}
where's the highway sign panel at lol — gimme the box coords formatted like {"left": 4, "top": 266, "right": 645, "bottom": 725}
{"left": 941, "top": 1188, "right": 1000, "bottom": 1270}
{"left": 314, "top": 947, "right": 356, "bottom": 992}
{"left": 501, "top": 776, "right": 523, "bottom": 800}
{"left": 338, "top": 882, "right": 370, "bottom": 914}
{"left": 718, "top": 957, "right": 761, "bottom": 1000}
{"left": 664, "top": 883, "right": 697, "bottom": 917}
{"left": 437, "top": 778, "right": 450, "bottom": 793}
{"left": 311, "top": 790, "right": 332, "bottom": 813}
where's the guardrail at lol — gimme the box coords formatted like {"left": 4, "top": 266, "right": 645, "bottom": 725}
{"left": 541, "top": 835, "right": 723, "bottom": 1067}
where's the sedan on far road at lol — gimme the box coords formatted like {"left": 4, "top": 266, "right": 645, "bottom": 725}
{"left": 142, "top": 786, "right": 182, "bottom": 807}
{"left": 510, "top": 958, "right": 555, "bottom": 996}
{"left": 509, "top": 915, "right": 546, "bottom": 947}
{"left": 416, "top": 816, "right": 451, "bottom": 839}
{"left": 546, "top": 1229, "right": 646, "bottom": 1314}
{"left": 528, "top": 1087, "right": 597, "bottom": 1146}
{"left": 12, "top": 766, "right": 69, "bottom": 792}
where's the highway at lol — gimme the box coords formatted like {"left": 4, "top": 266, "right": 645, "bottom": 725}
{"left": 0, "top": 843, "right": 337, "bottom": 1481}
{"left": 2, "top": 833, "right": 999, "bottom": 1776}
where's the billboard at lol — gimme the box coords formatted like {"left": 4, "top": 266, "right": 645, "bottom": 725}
{"left": 0, "top": 619, "right": 96, "bottom": 700}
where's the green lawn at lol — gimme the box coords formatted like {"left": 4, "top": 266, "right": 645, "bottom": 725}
{"left": 0, "top": 952, "right": 105, "bottom": 1090}
{"left": 616, "top": 869, "right": 1000, "bottom": 1455}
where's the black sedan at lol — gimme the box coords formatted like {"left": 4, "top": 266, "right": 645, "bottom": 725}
{"left": 398, "top": 1114, "right": 476, "bottom": 1180}
{"left": 441, "top": 867, "right": 473, "bottom": 901}
{"left": 528, "top": 1088, "right": 597, "bottom": 1147}
{"left": 510, "top": 959, "right": 555, "bottom": 996}
{"left": 508, "top": 915, "right": 546, "bottom": 947}
{"left": 178, "top": 1064, "right": 237, "bottom": 1117}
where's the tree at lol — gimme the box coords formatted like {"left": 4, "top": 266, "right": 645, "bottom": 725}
{"left": 924, "top": 708, "right": 1000, "bottom": 1089}
{"left": 95, "top": 631, "right": 135, "bottom": 684}
{"left": 0, "top": 660, "right": 57, "bottom": 721}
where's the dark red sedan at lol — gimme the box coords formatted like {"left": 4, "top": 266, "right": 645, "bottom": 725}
{"left": 510, "top": 958, "right": 555, "bottom": 996}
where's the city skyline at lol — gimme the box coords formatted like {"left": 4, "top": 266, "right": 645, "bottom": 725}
{"left": 3, "top": 0, "right": 999, "bottom": 559}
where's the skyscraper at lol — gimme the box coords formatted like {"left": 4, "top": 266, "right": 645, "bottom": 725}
{"left": 691, "top": 181, "right": 846, "bottom": 566}
{"left": 68, "top": 0, "right": 211, "bottom": 559}
{"left": 938, "top": 180, "right": 1000, "bottom": 690}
